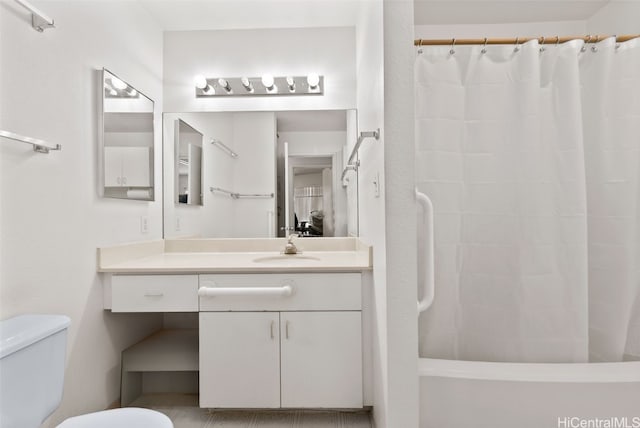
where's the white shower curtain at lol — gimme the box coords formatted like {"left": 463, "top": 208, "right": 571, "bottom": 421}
{"left": 580, "top": 37, "right": 640, "bottom": 362}
{"left": 294, "top": 186, "right": 323, "bottom": 223}
{"left": 416, "top": 37, "right": 640, "bottom": 363}
{"left": 416, "top": 39, "right": 590, "bottom": 363}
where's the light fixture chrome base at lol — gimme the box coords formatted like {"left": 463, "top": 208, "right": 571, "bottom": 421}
{"left": 196, "top": 76, "right": 324, "bottom": 97}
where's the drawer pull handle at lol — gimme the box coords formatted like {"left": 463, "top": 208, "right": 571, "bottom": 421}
{"left": 198, "top": 285, "right": 293, "bottom": 297}
{"left": 285, "top": 320, "right": 290, "bottom": 339}
{"left": 270, "top": 321, "right": 275, "bottom": 340}
{"left": 144, "top": 292, "right": 164, "bottom": 297}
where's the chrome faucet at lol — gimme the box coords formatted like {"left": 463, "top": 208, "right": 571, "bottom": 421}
{"left": 284, "top": 234, "right": 299, "bottom": 255}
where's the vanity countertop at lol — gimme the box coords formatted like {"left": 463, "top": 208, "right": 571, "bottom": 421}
{"left": 98, "top": 238, "right": 372, "bottom": 273}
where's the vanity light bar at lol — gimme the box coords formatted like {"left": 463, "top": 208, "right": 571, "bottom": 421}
{"left": 195, "top": 75, "right": 324, "bottom": 97}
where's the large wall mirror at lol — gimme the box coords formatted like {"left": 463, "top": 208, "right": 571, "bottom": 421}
{"left": 163, "top": 110, "right": 359, "bottom": 239}
{"left": 99, "top": 68, "right": 155, "bottom": 201}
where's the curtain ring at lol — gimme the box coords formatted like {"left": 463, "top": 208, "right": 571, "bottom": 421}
{"left": 481, "top": 37, "right": 488, "bottom": 54}
{"left": 591, "top": 35, "right": 599, "bottom": 52}
{"left": 539, "top": 36, "right": 546, "bottom": 53}
{"left": 417, "top": 38, "right": 423, "bottom": 54}
{"left": 614, "top": 35, "right": 620, "bottom": 50}
{"left": 582, "top": 35, "right": 591, "bottom": 52}
{"left": 450, "top": 38, "right": 456, "bottom": 55}
{"left": 514, "top": 37, "right": 520, "bottom": 52}
{"left": 555, "top": 35, "right": 560, "bottom": 47}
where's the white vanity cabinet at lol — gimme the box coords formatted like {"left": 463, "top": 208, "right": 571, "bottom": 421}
{"left": 199, "top": 312, "right": 281, "bottom": 408}
{"left": 279, "top": 311, "right": 362, "bottom": 408}
{"left": 198, "top": 273, "right": 363, "bottom": 409}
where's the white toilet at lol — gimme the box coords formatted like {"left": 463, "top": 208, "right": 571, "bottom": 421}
{"left": 0, "top": 314, "right": 173, "bottom": 428}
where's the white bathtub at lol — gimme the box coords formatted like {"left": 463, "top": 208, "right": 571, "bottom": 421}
{"left": 419, "top": 358, "right": 640, "bottom": 428}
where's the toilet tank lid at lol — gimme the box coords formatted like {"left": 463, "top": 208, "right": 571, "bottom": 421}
{"left": 0, "top": 314, "right": 71, "bottom": 359}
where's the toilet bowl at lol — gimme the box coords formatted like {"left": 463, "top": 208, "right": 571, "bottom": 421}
{"left": 57, "top": 407, "right": 172, "bottom": 428}
{"left": 0, "top": 314, "right": 173, "bottom": 428}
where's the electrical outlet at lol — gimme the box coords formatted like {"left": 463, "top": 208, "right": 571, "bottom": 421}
{"left": 176, "top": 216, "right": 181, "bottom": 231}
{"left": 373, "top": 172, "right": 381, "bottom": 198}
{"left": 140, "top": 216, "right": 149, "bottom": 234}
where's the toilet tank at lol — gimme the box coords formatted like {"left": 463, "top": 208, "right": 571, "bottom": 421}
{"left": 0, "top": 314, "right": 71, "bottom": 428}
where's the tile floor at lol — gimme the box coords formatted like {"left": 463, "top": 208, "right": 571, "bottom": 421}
{"left": 131, "top": 394, "right": 373, "bottom": 428}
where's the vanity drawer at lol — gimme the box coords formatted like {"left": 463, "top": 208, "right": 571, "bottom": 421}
{"left": 111, "top": 275, "right": 199, "bottom": 312}
{"left": 198, "top": 273, "right": 361, "bottom": 311}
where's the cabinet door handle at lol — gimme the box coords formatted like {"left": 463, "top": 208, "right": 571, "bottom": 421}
{"left": 122, "top": 176, "right": 127, "bottom": 185}
{"left": 144, "top": 292, "right": 164, "bottom": 297}
{"left": 270, "top": 321, "right": 275, "bottom": 340}
{"left": 116, "top": 177, "right": 121, "bottom": 185}
{"left": 285, "top": 320, "right": 290, "bottom": 339}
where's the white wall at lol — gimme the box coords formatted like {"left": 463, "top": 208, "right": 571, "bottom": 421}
{"left": 0, "top": 1, "right": 164, "bottom": 426}
{"left": 382, "top": 1, "right": 420, "bottom": 427}
{"left": 587, "top": 0, "right": 640, "bottom": 34}
{"left": 355, "top": 1, "right": 389, "bottom": 426}
{"left": 414, "top": 20, "right": 587, "bottom": 39}
{"left": 163, "top": 27, "right": 356, "bottom": 112}
{"left": 414, "top": 5, "right": 640, "bottom": 47}
{"left": 294, "top": 172, "right": 323, "bottom": 188}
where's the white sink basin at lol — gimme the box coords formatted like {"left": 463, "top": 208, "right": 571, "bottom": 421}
{"left": 252, "top": 254, "right": 322, "bottom": 264}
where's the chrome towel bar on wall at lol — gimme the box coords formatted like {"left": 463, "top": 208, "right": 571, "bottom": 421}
{"left": 13, "top": 0, "right": 55, "bottom": 32}
{"left": 209, "top": 186, "right": 274, "bottom": 199}
{"left": 0, "top": 130, "right": 61, "bottom": 154}
{"left": 341, "top": 128, "right": 380, "bottom": 185}
{"left": 210, "top": 139, "right": 238, "bottom": 158}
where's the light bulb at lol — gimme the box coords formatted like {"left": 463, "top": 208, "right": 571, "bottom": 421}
{"left": 217, "top": 78, "right": 232, "bottom": 93}
{"left": 286, "top": 76, "right": 295, "bottom": 92}
{"left": 307, "top": 73, "right": 320, "bottom": 89}
{"left": 261, "top": 74, "right": 275, "bottom": 90}
{"left": 240, "top": 77, "right": 254, "bottom": 92}
{"left": 194, "top": 75, "right": 208, "bottom": 89}
{"left": 111, "top": 77, "right": 127, "bottom": 90}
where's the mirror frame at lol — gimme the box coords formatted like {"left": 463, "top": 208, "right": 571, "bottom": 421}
{"left": 98, "top": 68, "right": 155, "bottom": 201}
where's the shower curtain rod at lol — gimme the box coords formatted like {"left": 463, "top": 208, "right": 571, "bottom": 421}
{"left": 414, "top": 34, "right": 639, "bottom": 46}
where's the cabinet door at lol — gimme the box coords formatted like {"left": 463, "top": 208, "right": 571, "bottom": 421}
{"left": 280, "top": 311, "right": 363, "bottom": 408}
{"left": 104, "top": 146, "right": 123, "bottom": 186}
{"left": 199, "top": 312, "right": 280, "bottom": 408}
{"left": 121, "top": 146, "right": 151, "bottom": 187}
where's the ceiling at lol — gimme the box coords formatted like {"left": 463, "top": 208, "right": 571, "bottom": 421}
{"left": 137, "top": 0, "right": 612, "bottom": 30}
{"left": 137, "top": 0, "right": 360, "bottom": 31}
